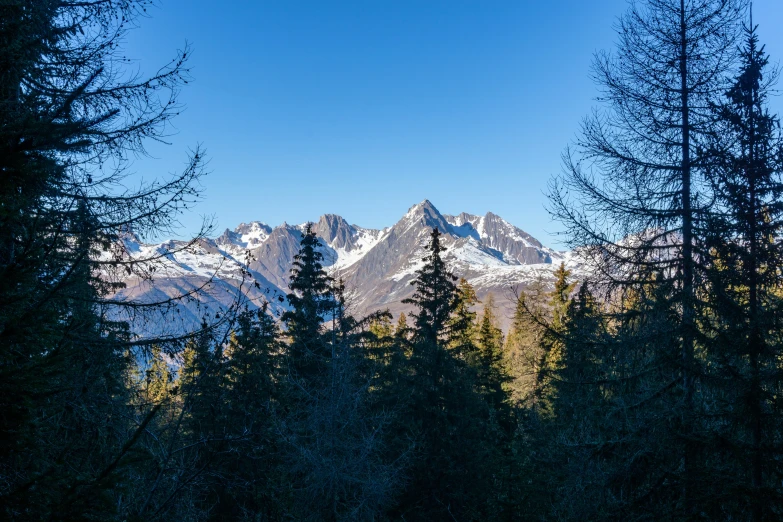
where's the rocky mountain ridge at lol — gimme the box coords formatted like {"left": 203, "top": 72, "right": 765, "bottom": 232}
{"left": 119, "top": 200, "right": 583, "bottom": 332}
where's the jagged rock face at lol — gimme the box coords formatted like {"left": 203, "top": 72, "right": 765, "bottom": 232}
{"left": 218, "top": 221, "right": 273, "bottom": 249}
{"left": 444, "top": 211, "right": 551, "bottom": 265}
{"left": 247, "top": 225, "right": 303, "bottom": 290}
{"left": 119, "top": 200, "right": 581, "bottom": 331}
{"left": 351, "top": 200, "right": 440, "bottom": 282}
{"left": 315, "top": 214, "right": 355, "bottom": 250}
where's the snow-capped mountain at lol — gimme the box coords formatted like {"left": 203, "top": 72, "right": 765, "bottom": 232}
{"left": 118, "top": 200, "right": 583, "bottom": 332}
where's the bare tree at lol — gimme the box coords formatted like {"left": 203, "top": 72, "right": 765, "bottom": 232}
{"left": 547, "top": 0, "right": 746, "bottom": 516}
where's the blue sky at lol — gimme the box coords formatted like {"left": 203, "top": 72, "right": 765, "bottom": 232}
{"left": 123, "top": 1, "right": 783, "bottom": 248}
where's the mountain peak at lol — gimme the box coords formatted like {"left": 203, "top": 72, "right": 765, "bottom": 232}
{"left": 401, "top": 199, "right": 451, "bottom": 232}
{"left": 316, "top": 214, "right": 356, "bottom": 249}
{"left": 120, "top": 201, "right": 578, "bottom": 335}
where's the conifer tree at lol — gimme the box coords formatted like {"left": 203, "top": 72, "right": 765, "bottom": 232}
{"left": 282, "top": 224, "right": 335, "bottom": 387}
{"left": 202, "top": 302, "right": 285, "bottom": 520}
{"left": 449, "top": 277, "right": 479, "bottom": 361}
{"left": 180, "top": 328, "right": 227, "bottom": 467}
{"left": 548, "top": 0, "right": 747, "bottom": 513}
{"left": 476, "top": 294, "right": 511, "bottom": 425}
{"left": 700, "top": 16, "right": 783, "bottom": 518}
{"left": 395, "top": 228, "right": 497, "bottom": 520}
{"left": 504, "top": 278, "right": 548, "bottom": 407}
{"left": 143, "top": 345, "right": 174, "bottom": 404}
{"left": 535, "top": 263, "right": 576, "bottom": 416}
{"left": 0, "top": 2, "right": 211, "bottom": 518}
{"left": 369, "top": 314, "right": 394, "bottom": 340}
{"left": 279, "top": 229, "right": 402, "bottom": 520}
{"left": 394, "top": 312, "right": 410, "bottom": 341}
{"left": 404, "top": 228, "right": 458, "bottom": 345}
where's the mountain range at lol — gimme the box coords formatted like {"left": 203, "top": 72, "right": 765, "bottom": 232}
{"left": 118, "top": 200, "right": 582, "bottom": 333}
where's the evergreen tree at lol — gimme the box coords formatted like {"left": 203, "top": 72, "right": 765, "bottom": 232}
{"left": 394, "top": 312, "right": 410, "bottom": 342}
{"left": 404, "top": 228, "right": 458, "bottom": 345}
{"left": 449, "top": 277, "right": 479, "bottom": 361}
{"left": 282, "top": 224, "right": 335, "bottom": 388}
{"left": 535, "top": 263, "right": 576, "bottom": 417}
{"left": 0, "top": 2, "right": 210, "bottom": 519}
{"left": 394, "top": 228, "right": 498, "bottom": 520}
{"left": 142, "top": 345, "right": 174, "bottom": 404}
{"left": 476, "top": 294, "right": 511, "bottom": 426}
{"left": 279, "top": 230, "right": 402, "bottom": 520}
{"left": 539, "top": 283, "right": 615, "bottom": 520}
{"left": 700, "top": 16, "right": 783, "bottom": 518}
{"left": 369, "top": 314, "right": 394, "bottom": 340}
{"left": 207, "top": 302, "right": 285, "bottom": 520}
{"left": 504, "top": 277, "right": 548, "bottom": 408}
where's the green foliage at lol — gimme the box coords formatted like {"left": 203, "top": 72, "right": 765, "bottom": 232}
{"left": 696, "top": 20, "right": 783, "bottom": 518}
{"left": 393, "top": 228, "right": 507, "bottom": 520}
{"left": 475, "top": 294, "right": 512, "bottom": 426}
{"left": 10, "top": 1, "right": 783, "bottom": 520}
{"left": 282, "top": 224, "right": 335, "bottom": 387}
{"left": 449, "top": 277, "right": 479, "bottom": 360}
{"left": 504, "top": 278, "right": 548, "bottom": 408}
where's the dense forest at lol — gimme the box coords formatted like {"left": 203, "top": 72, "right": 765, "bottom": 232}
{"left": 2, "top": 0, "right": 783, "bottom": 520}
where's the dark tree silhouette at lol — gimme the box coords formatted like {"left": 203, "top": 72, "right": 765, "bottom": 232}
{"left": 547, "top": 0, "right": 746, "bottom": 515}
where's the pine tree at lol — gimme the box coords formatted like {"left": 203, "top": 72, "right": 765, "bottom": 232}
{"left": 211, "top": 302, "right": 285, "bottom": 519}
{"left": 282, "top": 224, "right": 335, "bottom": 388}
{"left": 504, "top": 277, "right": 548, "bottom": 408}
{"left": 700, "top": 16, "right": 783, "bottom": 518}
{"left": 541, "top": 283, "right": 614, "bottom": 519}
{"left": 394, "top": 227, "right": 498, "bottom": 520}
{"left": 142, "top": 345, "right": 174, "bottom": 404}
{"left": 180, "top": 328, "right": 227, "bottom": 460}
{"left": 0, "top": 2, "right": 210, "bottom": 519}
{"left": 476, "top": 294, "right": 511, "bottom": 426}
{"left": 535, "top": 263, "right": 576, "bottom": 417}
{"left": 279, "top": 230, "right": 402, "bottom": 520}
{"left": 449, "top": 277, "right": 479, "bottom": 361}
{"left": 403, "top": 228, "right": 458, "bottom": 346}
{"left": 394, "top": 312, "right": 410, "bottom": 342}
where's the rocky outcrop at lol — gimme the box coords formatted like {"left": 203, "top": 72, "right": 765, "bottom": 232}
{"left": 120, "top": 200, "right": 581, "bottom": 332}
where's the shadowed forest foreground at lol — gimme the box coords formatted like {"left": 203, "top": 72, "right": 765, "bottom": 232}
{"left": 3, "top": 0, "right": 783, "bottom": 520}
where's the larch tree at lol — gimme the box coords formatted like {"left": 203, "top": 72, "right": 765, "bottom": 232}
{"left": 548, "top": 0, "right": 746, "bottom": 515}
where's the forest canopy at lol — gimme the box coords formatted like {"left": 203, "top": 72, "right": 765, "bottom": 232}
{"left": 1, "top": 0, "right": 782, "bottom": 520}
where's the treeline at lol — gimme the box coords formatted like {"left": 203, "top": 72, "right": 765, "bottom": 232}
{"left": 3, "top": 0, "right": 783, "bottom": 520}
{"left": 119, "top": 226, "right": 520, "bottom": 520}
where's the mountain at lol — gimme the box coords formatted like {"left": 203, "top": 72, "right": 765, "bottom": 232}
{"left": 117, "top": 200, "right": 583, "bottom": 332}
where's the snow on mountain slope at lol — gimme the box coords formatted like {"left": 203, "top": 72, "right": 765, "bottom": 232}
{"left": 326, "top": 227, "right": 387, "bottom": 271}
{"left": 119, "top": 200, "right": 584, "bottom": 331}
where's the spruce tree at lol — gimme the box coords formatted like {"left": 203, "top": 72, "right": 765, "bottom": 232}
{"left": 476, "top": 294, "right": 511, "bottom": 426}
{"left": 394, "top": 312, "right": 410, "bottom": 342}
{"left": 282, "top": 224, "right": 335, "bottom": 387}
{"left": 279, "top": 229, "right": 402, "bottom": 520}
{"left": 404, "top": 228, "right": 458, "bottom": 346}
{"left": 535, "top": 263, "right": 575, "bottom": 417}
{"left": 449, "top": 277, "right": 479, "bottom": 361}
{"left": 212, "top": 303, "right": 285, "bottom": 519}
{"left": 700, "top": 16, "right": 783, "bottom": 518}
{"left": 0, "top": 2, "right": 210, "bottom": 518}
{"left": 504, "top": 277, "right": 548, "bottom": 408}
{"left": 395, "top": 227, "right": 497, "bottom": 520}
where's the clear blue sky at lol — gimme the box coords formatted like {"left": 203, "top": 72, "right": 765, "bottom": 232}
{"left": 123, "top": 0, "right": 783, "bottom": 248}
